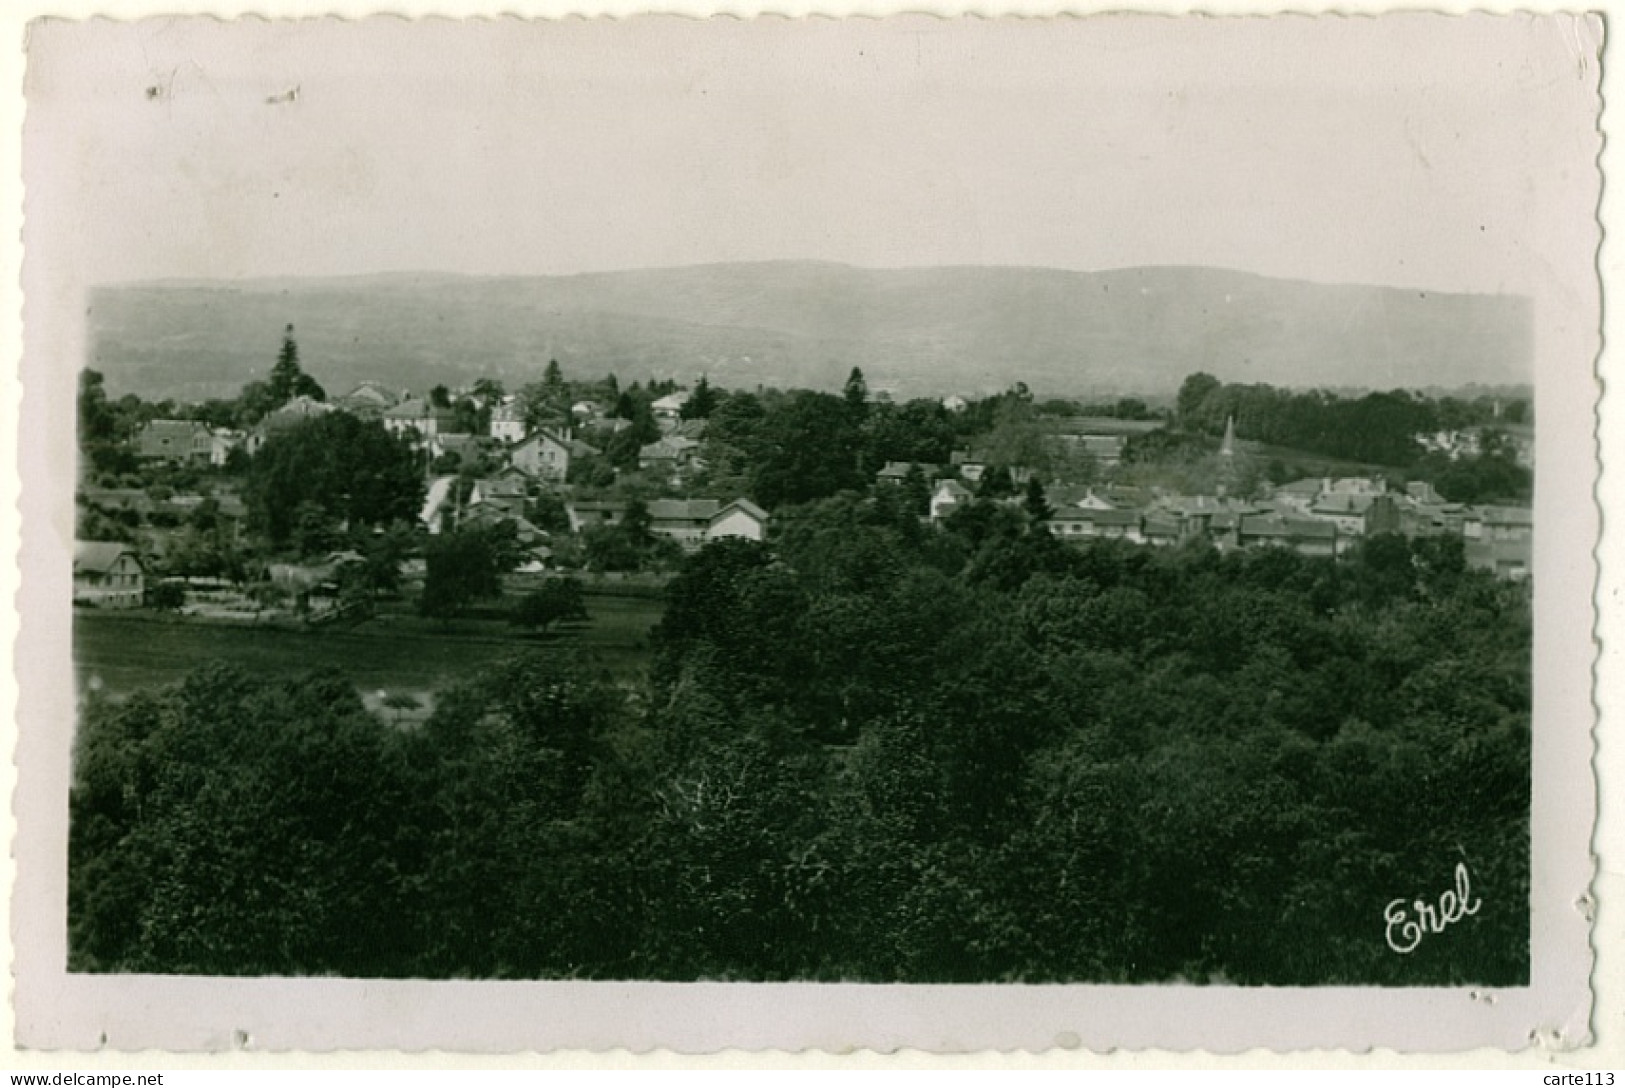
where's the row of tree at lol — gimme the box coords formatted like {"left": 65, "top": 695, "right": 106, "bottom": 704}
{"left": 71, "top": 490, "right": 1530, "bottom": 984}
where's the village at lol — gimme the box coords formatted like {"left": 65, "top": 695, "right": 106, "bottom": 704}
{"left": 73, "top": 338, "right": 1536, "bottom": 634}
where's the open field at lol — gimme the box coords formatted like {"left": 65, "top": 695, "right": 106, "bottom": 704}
{"left": 74, "top": 593, "right": 664, "bottom": 700}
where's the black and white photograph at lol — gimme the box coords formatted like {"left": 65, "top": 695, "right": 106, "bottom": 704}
{"left": 11, "top": 10, "right": 1604, "bottom": 1055}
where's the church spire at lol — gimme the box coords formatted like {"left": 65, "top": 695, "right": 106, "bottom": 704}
{"left": 1220, "top": 414, "right": 1237, "bottom": 457}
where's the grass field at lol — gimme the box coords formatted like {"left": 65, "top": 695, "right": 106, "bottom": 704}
{"left": 74, "top": 593, "right": 665, "bottom": 701}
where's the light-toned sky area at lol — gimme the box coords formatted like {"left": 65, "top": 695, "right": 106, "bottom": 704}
{"left": 23, "top": 14, "right": 1600, "bottom": 298}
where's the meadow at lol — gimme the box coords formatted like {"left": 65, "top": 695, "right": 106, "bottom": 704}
{"left": 74, "top": 592, "right": 663, "bottom": 701}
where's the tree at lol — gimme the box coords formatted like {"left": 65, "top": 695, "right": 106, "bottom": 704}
{"left": 268, "top": 324, "right": 326, "bottom": 406}
{"left": 1176, "top": 372, "right": 1222, "bottom": 430}
{"left": 843, "top": 367, "right": 869, "bottom": 415}
{"left": 682, "top": 376, "right": 719, "bottom": 420}
{"left": 544, "top": 359, "right": 565, "bottom": 390}
{"left": 420, "top": 523, "right": 520, "bottom": 624}
{"left": 511, "top": 579, "right": 589, "bottom": 635}
{"left": 78, "top": 369, "right": 116, "bottom": 445}
{"left": 245, "top": 413, "right": 424, "bottom": 549}
{"left": 1022, "top": 477, "right": 1054, "bottom": 523}
{"left": 146, "top": 581, "right": 185, "bottom": 611}
{"left": 978, "top": 464, "right": 1015, "bottom": 499}
{"left": 750, "top": 391, "right": 865, "bottom": 509}
{"left": 430, "top": 385, "right": 452, "bottom": 409}
{"left": 899, "top": 464, "right": 932, "bottom": 519}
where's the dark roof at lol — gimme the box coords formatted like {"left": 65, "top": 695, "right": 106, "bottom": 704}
{"left": 74, "top": 540, "right": 141, "bottom": 574}
{"left": 714, "top": 498, "right": 769, "bottom": 523}
{"left": 649, "top": 499, "right": 721, "bottom": 522}
{"left": 1240, "top": 515, "right": 1337, "bottom": 540}
{"left": 140, "top": 419, "right": 209, "bottom": 439}
{"left": 1479, "top": 505, "right": 1534, "bottom": 526}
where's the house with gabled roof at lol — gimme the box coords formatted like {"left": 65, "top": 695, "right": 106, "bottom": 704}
{"left": 1465, "top": 537, "right": 1531, "bottom": 581}
{"left": 639, "top": 435, "right": 703, "bottom": 478}
{"left": 511, "top": 429, "right": 576, "bottom": 482}
{"left": 930, "top": 479, "right": 974, "bottom": 523}
{"left": 648, "top": 498, "right": 721, "bottom": 549}
{"left": 876, "top": 461, "right": 942, "bottom": 486}
{"left": 1046, "top": 508, "right": 1144, "bottom": 544}
{"left": 1474, "top": 504, "right": 1534, "bottom": 542}
{"left": 1307, "top": 491, "right": 1376, "bottom": 537}
{"left": 74, "top": 541, "right": 145, "bottom": 608}
{"left": 468, "top": 473, "right": 530, "bottom": 517}
{"left": 489, "top": 401, "right": 527, "bottom": 444}
{"left": 706, "top": 499, "right": 770, "bottom": 543}
{"left": 382, "top": 397, "right": 460, "bottom": 444}
{"left": 136, "top": 419, "right": 213, "bottom": 462}
{"left": 1273, "top": 478, "right": 1325, "bottom": 512}
{"left": 1235, "top": 514, "right": 1338, "bottom": 557}
{"left": 651, "top": 391, "right": 691, "bottom": 432}
{"left": 566, "top": 500, "right": 627, "bottom": 534}
{"left": 334, "top": 380, "right": 402, "bottom": 420}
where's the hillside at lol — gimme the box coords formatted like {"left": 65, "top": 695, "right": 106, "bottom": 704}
{"left": 86, "top": 262, "right": 1533, "bottom": 402}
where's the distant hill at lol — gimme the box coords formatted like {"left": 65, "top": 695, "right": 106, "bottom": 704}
{"left": 86, "top": 262, "right": 1533, "bottom": 403}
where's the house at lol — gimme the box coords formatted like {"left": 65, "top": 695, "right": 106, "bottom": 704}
{"left": 1307, "top": 491, "right": 1376, "bottom": 537}
{"left": 457, "top": 502, "right": 550, "bottom": 549}
{"left": 566, "top": 500, "right": 627, "bottom": 534}
{"left": 1141, "top": 513, "right": 1183, "bottom": 547}
{"left": 1047, "top": 508, "right": 1143, "bottom": 544}
{"left": 941, "top": 395, "right": 969, "bottom": 413}
{"left": 1465, "top": 538, "right": 1532, "bottom": 581}
{"left": 930, "top": 479, "right": 974, "bottom": 523}
{"left": 489, "top": 401, "right": 527, "bottom": 444}
{"left": 706, "top": 499, "right": 770, "bottom": 543}
{"left": 334, "top": 381, "right": 402, "bottom": 420}
{"left": 1403, "top": 501, "right": 1474, "bottom": 538}
{"left": 1473, "top": 505, "right": 1534, "bottom": 542}
{"left": 207, "top": 429, "right": 246, "bottom": 466}
{"left": 244, "top": 397, "right": 339, "bottom": 454}
{"left": 136, "top": 420, "right": 213, "bottom": 462}
{"left": 1327, "top": 476, "right": 1386, "bottom": 496}
{"left": 382, "top": 397, "right": 459, "bottom": 443}
{"left": 875, "top": 461, "right": 940, "bottom": 486}
{"left": 638, "top": 435, "right": 703, "bottom": 476}
{"left": 510, "top": 429, "right": 575, "bottom": 482}
{"left": 73, "top": 541, "right": 145, "bottom": 608}
{"left": 1273, "top": 478, "right": 1325, "bottom": 512}
{"left": 1235, "top": 514, "right": 1338, "bottom": 557}
{"left": 469, "top": 473, "right": 530, "bottom": 517}
{"left": 433, "top": 432, "right": 488, "bottom": 468}
{"left": 262, "top": 395, "right": 337, "bottom": 434}
{"left": 948, "top": 450, "right": 987, "bottom": 483}
{"left": 1365, "top": 494, "right": 1404, "bottom": 536}
{"left": 1406, "top": 481, "right": 1448, "bottom": 505}
{"left": 651, "top": 391, "right": 691, "bottom": 431}
{"left": 648, "top": 498, "right": 722, "bottom": 549}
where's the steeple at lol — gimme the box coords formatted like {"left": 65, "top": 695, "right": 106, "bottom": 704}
{"left": 1220, "top": 415, "right": 1237, "bottom": 457}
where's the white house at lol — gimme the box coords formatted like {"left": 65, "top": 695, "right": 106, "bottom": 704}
{"left": 651, "top": 391, "right": 691, "bottom": 432}
{"left": 489, "top": 401, "right": 526, "bottom": 444}
{"left": 706, "top": 499, "right": 771, "bottom": 543}
{"left": 930, "top": 479, "right": 974, "bottom": 522}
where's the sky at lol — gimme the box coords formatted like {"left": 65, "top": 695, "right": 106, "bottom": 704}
{"left": 21, "top": 14, "right": 1602, "bottom": 300}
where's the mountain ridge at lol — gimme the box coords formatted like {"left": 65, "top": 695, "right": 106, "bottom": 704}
{"left": 87, "top": 261, "right": 1533, "bottom": 402}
